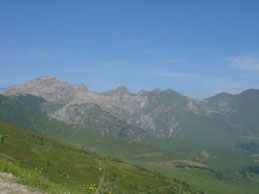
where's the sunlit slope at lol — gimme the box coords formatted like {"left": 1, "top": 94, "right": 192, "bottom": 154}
{"left": 143, "top": 136, "right": 255, "bottom": 171}
{"left": 0, "top": 121, "right": 201, "bottom": 194}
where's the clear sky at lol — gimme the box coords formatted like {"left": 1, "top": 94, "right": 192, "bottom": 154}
{"left": 0, "top": 0, "right": 259, "bottom": 98}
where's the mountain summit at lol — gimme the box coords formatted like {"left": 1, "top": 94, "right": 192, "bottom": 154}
{"left": 0, "top": 76, "right": 89, "bottom": 103}
{"left": 102, "top": 85, "right": 129, "bottom": 96}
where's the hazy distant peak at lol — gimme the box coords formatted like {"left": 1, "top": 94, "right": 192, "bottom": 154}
{"left": 239, "top": 89, "right": 259, "bottom": 96}
{"left": 72, "top": 83, "right": 88, "bottom": 92}
{"left": 102, "top": 85, "right": 129, "bottom": 96}
{"left": 30, "top": 76, "right": 63, "bottom": 85}
{"left": 36, "top": 76, "right": 56, "bottom": 80}
{"left": 116, "top": 85, "right": 128, "bottom": 93}
{"left": 206, "top": 92, "right": 232, "bottom": 101}
{"left": 166, "top": 88, "right": 178, "bottom": 92}
{"left": 164, "top": 88, "right": 174, "bottom": 92}
{"left": 152, "top": 88, "right": 163, "bottom": 93}
{"left": 137, "top": 89, "right": 147, "bottom": 95}
{"left": 217, "top": 92, "right": 232, "bottom": 96}
{"left": 165, "top": 88, "right": 184, "bottom": 96}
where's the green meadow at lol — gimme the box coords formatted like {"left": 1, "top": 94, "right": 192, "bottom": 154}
{"left": 0, "top": 121, "right": 201, "bottom": 194}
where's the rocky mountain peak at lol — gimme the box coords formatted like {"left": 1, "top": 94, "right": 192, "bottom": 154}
{"left": 102, "top": 85, "right": 129, "bottom": 96}
{"left": 32, "top": 76, "right": 56, "bottom": 82}
{"left": 206, "top": 92, "right": 232, "bottom": 101}
{"left": 27, "top": 76, "right": 67, "bottom": 86}
{"left": 152, "top": 88, "right": 163, "bottom": 93}
{"left": 72, "top": 83, "right": 88, "bottom": 92}
{"left": 35, "top": 76, "right": 56, "bottom": 81}
{"left": 137, "top": 89, "right": 147, "bottom": 95}
{"left": 239, "top": 89, "right": 259, "bottom": 97}
{"left": 0, "top": 76, "right": 89, "bottom": 103}
{"left": 164, "top": 88, "right": 182, "bottom": 95}
{"left": 115, "top": 85, "right": 129, "bottom": 94}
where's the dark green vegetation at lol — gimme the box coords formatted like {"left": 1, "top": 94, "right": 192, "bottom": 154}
{"left": 0, "top": 121, "right": 201, "bottom": 194}
{"left": 1, "top": 94, "right": 259, "bottom": 193}
{"left": 14, "top": 93, "right": 47, "bottom": 110}
{"left": 236, "top": 142, "right": 259, "bottom": 154}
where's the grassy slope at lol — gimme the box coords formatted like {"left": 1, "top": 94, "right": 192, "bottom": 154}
{"left": 1, "top": 94, "right": 259, "bottom": 194}
{"left": 145, "top": 164, "right": 259, "bottom": 194}
{"left": 144, "top": 137, "right": 255, "bottom": 171}
{"left": 0, "top": 121, "right": 200, "bottom": 194}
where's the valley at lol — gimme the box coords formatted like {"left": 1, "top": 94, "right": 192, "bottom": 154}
{"left": 0, "top": 77, "right": 259, "bottom": 193}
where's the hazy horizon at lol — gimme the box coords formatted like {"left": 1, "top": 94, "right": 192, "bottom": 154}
{"left": 1, "top": 75, "right": 258, "bottom": 100}
{"left": 1, "top": 1, "right": 259, "bottom": 98}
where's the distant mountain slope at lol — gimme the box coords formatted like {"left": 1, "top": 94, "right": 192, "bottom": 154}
{"left": 1, "top": 76, "right": 259, "bottom": 147}
{"left": 0, "top": 94, "right": 73, "bottom": 137}
{"left": 11, "top": 94, "right": 148, "bottom": 140}
{"left": 47, "top": 102, "right": 148, "bottom": 139}
{"left": 205, "top": 89, "right": 259, "bottom": 135}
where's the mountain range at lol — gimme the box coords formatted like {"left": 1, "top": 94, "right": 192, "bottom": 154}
{"left": 1, "top": 76, "right": 259, "bottom": 148}
{"left": 1, "top": 76, "right": 259, "bottom": 193}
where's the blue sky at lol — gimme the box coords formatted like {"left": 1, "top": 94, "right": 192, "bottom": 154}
{"left": 0, "top": 0, "right": 259, "bottom": 98}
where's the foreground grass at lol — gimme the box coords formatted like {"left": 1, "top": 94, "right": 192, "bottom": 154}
{"left": 63, "top": 126, "right": 259, "bottom": 194}
{"left": 0, "top": 121, "right": 203, "bottom": 194}
{"left": 0, "top": 158, "right": 87, "bottom": 194}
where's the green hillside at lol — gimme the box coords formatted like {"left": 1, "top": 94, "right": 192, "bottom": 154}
{"left": 1, "top": 94, "right": 259, "bottom": 194}
{"left": 0, "top": 121, "right": 200, "bottom": 194}
{"left": 144, "top": 137, "right": 255, "bottom": 171}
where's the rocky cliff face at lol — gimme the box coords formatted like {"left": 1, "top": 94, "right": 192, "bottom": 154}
{"left": 0, "top": 76, "right": 88, "bottom": 103}
{"left": 47, "top": 101, "right": 148, "bottom": 140}
{"left": 0, "top": 76, "right": 194, "bottom": 137}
